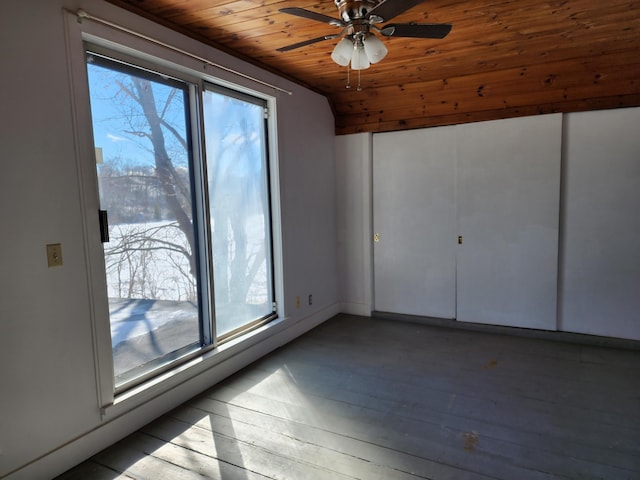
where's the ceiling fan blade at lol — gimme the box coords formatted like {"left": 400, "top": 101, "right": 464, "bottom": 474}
{"left": 279, "top": 8, "right": 345, "bottom": 27}
{"left": 368, "top": 0, "right": 426, "bottom": 23}
{"left": 380, "top": 23, "right": 452, "bottom": 38}
{"left": 277, "top": 34, "right": 339, "bottom": 52}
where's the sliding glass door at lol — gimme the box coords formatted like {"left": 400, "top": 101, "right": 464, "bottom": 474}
{"left": 85, "top": 48, "right": 276, "bottom": 392}
{"left": 87, "top": 53, "right": 204, "bottom": 388}
{"left": 203, "top": 85, "right": 275, "bottom": 339}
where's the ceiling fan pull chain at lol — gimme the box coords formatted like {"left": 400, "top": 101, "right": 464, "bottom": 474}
{"left": 346, "top": 64, "right": 351, "bottom": 89}
{"left": 357, "top": 67, "right": 362, "bottom": 91}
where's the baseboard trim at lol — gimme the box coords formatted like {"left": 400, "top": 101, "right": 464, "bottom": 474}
{"left": 372, "top": 311, "right": 640, "bottom": 351}
{"left": 339, "top": 301, "right": 371, "bottom": 317}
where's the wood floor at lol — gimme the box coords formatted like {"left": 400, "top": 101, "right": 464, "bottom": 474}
{"left": 57, "top": 314, "right": 640, "bottom": 480}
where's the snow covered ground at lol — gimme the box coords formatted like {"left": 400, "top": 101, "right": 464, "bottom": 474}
{"left": 109, "top": 298, "right": 198, "bottom": 348}
{"left": 105, "top": 219, "right": 271, "bottom": 380}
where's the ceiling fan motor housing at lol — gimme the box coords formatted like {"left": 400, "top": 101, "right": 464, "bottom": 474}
{"left": 335, "top": 0, "right": 380, "bottom": 22}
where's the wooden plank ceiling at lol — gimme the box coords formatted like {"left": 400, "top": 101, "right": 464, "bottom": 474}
{"left": 109, "top": 0, "right": 640, "bottom": 135}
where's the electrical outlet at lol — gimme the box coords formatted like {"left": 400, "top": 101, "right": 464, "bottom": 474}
{"left": 308, "top": 294, "right": 313, "bottom": 306}
{"left": 295, "top": 296, "right": 300, "bottom": 309}
{"left": 46, "top": 243, "right": 63, "bottom": 267}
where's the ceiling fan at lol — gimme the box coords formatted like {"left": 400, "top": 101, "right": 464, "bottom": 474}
{"left": 277, "top": 0, "right": 452, "bottom": 72}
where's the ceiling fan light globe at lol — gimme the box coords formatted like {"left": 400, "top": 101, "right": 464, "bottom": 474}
{"left": 351, "top": 44, "right": 371, "bottom": 70}
{"left": 363, "top": 34, "right": 388, "bottom": 63}
{"left": 331, "top": 38, "right": 353, "bottom": 66}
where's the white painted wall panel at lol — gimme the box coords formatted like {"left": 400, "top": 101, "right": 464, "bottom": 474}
{"left": 336, "top": 134, "right": 373, "bottom": 316}
{"left": 560, "top": 107, "right": 640, "bottom": 340}
{"left": 0, "top": 2, "right": 105, "bottom": 475}
{"left": 456, "top": 114, "right": 562, "bottom": 330}
{"left": 373, "top": 127, "right": 457, "bottom": 318}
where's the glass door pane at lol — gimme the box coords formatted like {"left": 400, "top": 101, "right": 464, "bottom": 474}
{"left": 86, "top": 53, "right": 202, "bottom": 388}
{"left": 203, "top": 86, "right": 275, "bottom": 338}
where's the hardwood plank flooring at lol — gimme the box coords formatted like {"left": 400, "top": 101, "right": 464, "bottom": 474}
{"left": 57, "top": 314, "right": 640, "bottom": 479}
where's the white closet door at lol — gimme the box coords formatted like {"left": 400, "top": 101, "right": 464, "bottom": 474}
{"left": 373, "top": 127, "right": 456, "bottom": 318}
{"left": 456, "top": 114, "right": 562, "bottom": 329}
{"left": 560, "top": 107, "right": 640, "bottom": 340}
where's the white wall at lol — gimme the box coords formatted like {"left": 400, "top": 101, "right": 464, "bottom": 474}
{"left": 337, "top": 108, "right": 640, "bottom": 340}
{"left": 336, "top": 134, "right": 373, "bottom": 316}
{"left": 0, "top": 1, "right": 338, "bottom": 478}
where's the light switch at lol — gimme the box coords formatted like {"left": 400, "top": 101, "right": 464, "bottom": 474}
{"left": 47, "top": 243, "right": 63, "bottom": 267}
